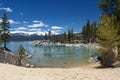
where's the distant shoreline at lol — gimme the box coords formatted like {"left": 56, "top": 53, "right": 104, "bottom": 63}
{"left": 30, "top": 40, "right": 101, "bottom": 48}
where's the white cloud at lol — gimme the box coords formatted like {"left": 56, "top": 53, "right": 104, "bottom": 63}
{"left": 28, "top": 20, "right": 48, "bottom": 28}
{"left": 8, "top": 19, "right": 20, "bottom": 24}
{"left": 51, "top": 26, "right": 63, "bottom": 30}
{"left": 47, "top": 28, "right": 62, "bottom": 35}
{"left": 14, "top": 27, "right": 28, "bottom": 31}
{"left": 10, "top": 20, "right": 64, "bottom": 35}
{"left": 50, "top": 29, "right": 62, "bottom": 35}
{"left": 28, "top": 28, "right": 41, "bottom": 31}
{"left": 0, "top": 19, "right": 20, "bottom": 24}
{"left": 0, "top": 7, "right": 13, "bottom": 12}
{"left": 10, "top": 28, "right": 61, "bottom": 35}
{"left": 0, "top": 19, "right": 2, "bottom": 23}
{"left": 8, "top": 20, "right": 15, "bottom": 24}
{"left": 11, "top": 31, "right": 27, "bottom": 34}
{"left": 32, "top": 20, "right": 40, "bottom": 23}
{"left": 51, "top": 30, "right": 59, "bottom": 35}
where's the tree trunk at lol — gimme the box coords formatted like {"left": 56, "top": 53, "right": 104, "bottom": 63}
{"left": 113, "top": 47, "right": 118, "bottom": 58}
{"left": 3, "top": 40, "right": 6, "bottom": 49}
{"left": 18, "top": 59, "right": 22, "bottom": 66}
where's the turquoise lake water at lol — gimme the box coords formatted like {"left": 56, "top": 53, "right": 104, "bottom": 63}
{"left": 7, "top": 42, "right": 97, "bottom": 68}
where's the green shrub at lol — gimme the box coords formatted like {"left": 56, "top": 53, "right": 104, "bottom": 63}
{"left": 100, "top": 48, "right": 115, "bottom": 67}
{"left": 17, "top": 45, "right": 26, "bottom": 66}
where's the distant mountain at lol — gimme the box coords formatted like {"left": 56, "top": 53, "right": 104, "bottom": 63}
{"left": 9, "top": 33, "right": 44, "bottom": 41}
{"left": 9, "top": 33, "right": 82, "bottom": 41}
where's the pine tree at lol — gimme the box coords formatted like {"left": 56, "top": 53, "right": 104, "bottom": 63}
{"left": 17, "top": 45, "right": 26, "bottom": 66}
{"left": 97, "top": 15, "right": 120, "bottom": 67}
{"left": 97, "top": 15, "right": 120, "bottom": 48}
{"left": 98, "top": 0, "right": 120, "bottom": 18}
{"left": 86, "top": 20, "right": 91, "bottom": 43}
{"left": 71, "top": 28, "right": 74, "bottom": 42}
{"left": 82, "top": 20, "right": 91, "bottom": 43}
{"left": 98, "top": 0, "right": 120, "bottom": 22}
{"left": 98, "top": 0, "right": 120, "bottom": 58}
{"left": 44, "top": 33, "right": 47, "bottom": 40}
{"left": 98, "top": 0, "right": 120, "bottom": 35}
{"left": 82, "top": 25, "right": 87, "bottom": 43}
{"left": 63, "top": 32, "right": 67, "bottom": 43}
{"left": 48, "top": 30, "right": 51, "bottom": 41}
{"left": 91, "top": 21, "right": 98, "bottom": 42}
{"left": 0, "top": 29, "right": 3, "bottom": 46}
{"left": 54, "top": 34, "right": 58, "bottom": 42}
{"left": 68, "top": 29, "right": 71, "bottom": 43}
{"left": 82, "top": 20, "right": 98, "bottom": 43}
{"left": 0, "top": 11, "right": 11, "bottom": 50}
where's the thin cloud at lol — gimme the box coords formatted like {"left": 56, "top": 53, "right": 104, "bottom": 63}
{"left": 8, "top": 19, "right": 20, "bottom": 24}
{"left": 28, "top": 20, "right": 48, "bottom": 28}
{"left": 14, "top": 27, "right": 28, "bottom": 31}
{"left": 51, "top": 26, "right": 63, "bottom": 30}
{"left": 32, "top": 20, "right": 40, "bottom": 23}
{"left": 0, "top": 7, "right": 13, "bottom": 12}
{"left": 28, "top": 28, "right": 41, "bottom": 31}
{"left": 11, "top": 31, "right": 27, "bottom": 34}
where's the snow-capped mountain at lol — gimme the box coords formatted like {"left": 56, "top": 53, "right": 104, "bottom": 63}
{"left": 10, "top": 32, "right": 45, "bottom": 36}
{"left": 9, "top": 32, "right": 82, "bottom": 41}
{"left": 10, "top": 32, "right": 45, "bottom": 41}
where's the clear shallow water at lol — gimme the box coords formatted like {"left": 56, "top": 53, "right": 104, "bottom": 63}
{"left": 7, "top": 42, "right": 97, "bottom": 68}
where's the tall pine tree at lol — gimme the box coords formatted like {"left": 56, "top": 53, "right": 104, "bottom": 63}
{"left": 98, "top": 0, "right": 120, "bottom": 58}
{"left": 0, "top": 11, "right": 11, "bottom": 50}
{"left": 82, "top": 20, "right": 98, "bottom": 43}
{"left": 97, "top": 15, "right": 120, "bottom": 67}
{"left": 97, "top": 15, "right": 120, "bottom": 48}
{"left": 63, "top": 32, "right": 67, "bottom": 43}
{"left": 68, "top": 29, "right": 71, "bottom": 43}
{"left": 98, "top": 0, "right": 120, "bottom": 19}
{"left": 44, "top": 33, "right": 48, "bottom": 40}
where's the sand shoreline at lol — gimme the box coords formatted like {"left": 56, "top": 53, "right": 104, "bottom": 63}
{"left": 0, "top": 63, "right": 120, "bottom": 80}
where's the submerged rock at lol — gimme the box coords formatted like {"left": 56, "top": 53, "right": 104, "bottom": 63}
{"left": 88, "top": 56, "right": 98, "bottom": 63}
{"left": 25, "top": 63, "right": 30, "bottom": 67}
{"left": 30, "top": 65, "right": 34, "bottom": 68}
{"left": 25, "top": 63, "right": 34, "bottom": 68}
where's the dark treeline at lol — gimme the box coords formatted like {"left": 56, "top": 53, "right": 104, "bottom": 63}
{"left": 81, "top": 20, "right": 97, "bottom": 43}
{"left": 44, "top": 29, "right": 82, "bottom": 43}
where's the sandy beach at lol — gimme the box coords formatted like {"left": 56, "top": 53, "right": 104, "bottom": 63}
{"left": 0, "top": 63, "right": 120, "bottom": 80}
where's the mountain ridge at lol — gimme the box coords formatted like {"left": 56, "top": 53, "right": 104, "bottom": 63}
{"left": 9, "top": 32, "right": 82, "bottom": 41}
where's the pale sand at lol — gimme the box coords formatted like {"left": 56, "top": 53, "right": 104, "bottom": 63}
{"left": 0, "top": 63, "right": 120, "bottom": 80}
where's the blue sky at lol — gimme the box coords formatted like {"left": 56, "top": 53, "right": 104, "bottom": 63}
{"left": 0, "top": 0, "right": 102, "bottom": 35}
